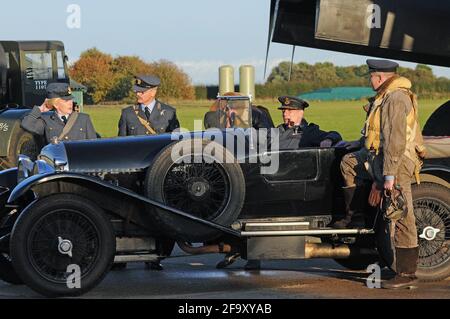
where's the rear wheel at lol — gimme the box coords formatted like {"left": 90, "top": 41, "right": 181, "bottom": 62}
{"left": 377, "top": 183, "right": 450, "bottom": 281}
{"left": 10, "top": 194, "right": 115, "bottom": 297}
{"left": 414, "top": 183, "right": 450, "bottom": 281}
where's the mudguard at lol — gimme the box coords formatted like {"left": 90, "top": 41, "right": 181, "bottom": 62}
{"left": 0, "top": 168, "right": 18, "bottom": 210}
{"left": 7, "top": 172, "right": 241, "bottom": 239}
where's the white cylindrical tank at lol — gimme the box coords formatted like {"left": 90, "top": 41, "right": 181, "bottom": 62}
{"left": 219, "top": 65, "right": 235, "bottom": 95}
{"left": 239, "top": 65, "right": 255, "bottom": 100}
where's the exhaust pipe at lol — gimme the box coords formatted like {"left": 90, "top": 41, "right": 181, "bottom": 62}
{"left": 177, "top": 242, "right": 232, "bottom": 255}
{"left": 305, "top": 243, "right": 377, "bottom": 259}
{"left": 176, "top": 242, "right": 377, "bottom": 259}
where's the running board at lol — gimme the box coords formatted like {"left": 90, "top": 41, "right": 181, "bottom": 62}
{"left": 241, "top": 228, "right": 375, "bottom": 237}
{"left": 238, "top": 219, "right": 374, "bottom": 236}
{"left": 114, "top": 254, "right": 159, "bottom": 263}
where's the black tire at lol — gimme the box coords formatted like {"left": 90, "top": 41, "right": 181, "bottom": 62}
{"left": 10, "top": 194, "right": 115, "bottom": 297}
{"left": 413, "top": 183, "right": 450, "bottom": 281}
{"left": 377, "top": 183, "right": 450, "bottom": 282}
{"left": 0, "top": 253, "right": 23, "bottom": 285}
{"left": 145, "top": 139, "right": 245, "bottom": 242}
{"left": 4, "top": 128, "right": 41, "bottom": 169}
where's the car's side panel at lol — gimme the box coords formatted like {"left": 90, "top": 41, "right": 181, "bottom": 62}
{"left": 240, "top": 148, "right": 344, "bottom": 219}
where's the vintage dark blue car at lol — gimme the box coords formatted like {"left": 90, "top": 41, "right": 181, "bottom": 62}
{"left": 0, "top": 96, "right": 449, "bottom": 297}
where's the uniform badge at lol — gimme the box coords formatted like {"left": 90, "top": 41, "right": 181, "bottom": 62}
{"left": 284, "top": 97, "right": 291, "bottom": 106}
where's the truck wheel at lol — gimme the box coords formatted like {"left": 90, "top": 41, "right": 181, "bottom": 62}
{"left": 145, "top": 139, "right": 245, "bottom": 242}
{"left": 377, "top": 183, "right": 450, "bottom": 282}
{"left": 0, "top": 253, "right": 23, "bottom": 285}
{"left": 5, "top": 129, "right": 41, "bottom": 168}
{"left": 10, "top": 194, "right": 115, "bottom": 297}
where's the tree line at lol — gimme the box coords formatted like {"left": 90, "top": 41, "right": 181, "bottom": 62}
{"left": 70, "top": 49, "right": 449, "bottom": 103}
{"left": 259, "top": 61, "right": 449, "bottom": 99}
{"left": 69, "top": 48, "right": 195, "bottom": 104}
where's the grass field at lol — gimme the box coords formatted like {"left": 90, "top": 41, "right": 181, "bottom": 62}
{"left": 84, "top": 98, "right": 447, "bottom": 140}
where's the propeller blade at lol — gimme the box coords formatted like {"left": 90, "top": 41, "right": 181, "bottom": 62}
{"left": 264, "top": 0, "right": 281, "bottom": 79}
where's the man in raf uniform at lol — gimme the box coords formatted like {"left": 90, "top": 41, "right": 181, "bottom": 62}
{"left": 117, "top": 75, "right": 178, "bottom": 271}
{"left": 333, "top": 59, "right": 425, "bottom": 289}
{"left": 277, "top": 96, "right": 342, "bottom": 149}
{"left": 225, "top": 96, "right": 342, "bottom": 271}
{"left": 21, "top": 83, "right": 97, "bottom": 143}
{"left": 118, "top": 75, "right": 179, "bottom": 137}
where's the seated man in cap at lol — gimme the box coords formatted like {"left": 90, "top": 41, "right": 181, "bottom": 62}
{"left": 276, "top": 96, "right": 342, "bottom": 149}
{"left": 21, "top": 83, "right": 97, "bottom": 144}
{"left": 118, "top": 75, "right": 180, "bottom": 137}
{"left": 218, "top": 96, "right": 342, "bottom": 272}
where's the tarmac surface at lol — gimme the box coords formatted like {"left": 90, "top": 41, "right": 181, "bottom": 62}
{"left": 1, "top": 247, "right": 449, "bottom": 299}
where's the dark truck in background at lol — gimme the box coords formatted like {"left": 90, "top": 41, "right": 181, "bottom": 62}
{"left": 0, "top": 41, "right": 70, "bottom": 169}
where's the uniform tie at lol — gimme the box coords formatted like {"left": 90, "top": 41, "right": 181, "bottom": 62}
{"left": 61, "top": 116, "right": 68, "bottom": 125}
{"left": 145, "top": 108, "right": 151, "bottom": 122}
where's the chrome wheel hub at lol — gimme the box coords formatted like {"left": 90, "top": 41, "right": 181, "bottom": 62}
{"left": 419, "top": 226, "right": 441, "bottom": 241}
{"left": 58, "top": 236, "right": 73, "bottom": 258}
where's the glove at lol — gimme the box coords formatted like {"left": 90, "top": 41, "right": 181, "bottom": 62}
{"left": 368, "top": 182, "right": 382, "bottom": 207}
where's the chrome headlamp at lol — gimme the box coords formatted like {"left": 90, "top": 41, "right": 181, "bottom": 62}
{"left": 39, "top": 142, "right": 69, "bottom": 172}
{"left": 32, "top": 159, "right": 56, "bottom": 176}
{"left": 17, "top": 155, "right": 34, "bottom": 183}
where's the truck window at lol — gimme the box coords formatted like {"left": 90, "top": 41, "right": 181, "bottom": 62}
{"left": 24, "top": 52, "right": 52, "bottom": 80}
{"left": 56, "top": 51, "right": 66, "bottom": 79}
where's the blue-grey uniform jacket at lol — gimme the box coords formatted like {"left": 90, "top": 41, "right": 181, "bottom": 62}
{"left": 277, "top": 119, "right": 342, "bottom": 150}
{"left": 118, "top": 100, "right": 180, "bottom": 136}
{"left": 21, "top": 106, "right": 97, "bottom": 144}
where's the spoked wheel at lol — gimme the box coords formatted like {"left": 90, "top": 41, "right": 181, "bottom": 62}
{"left": 146, "top": 139, "right": 245, "bottom": 242}
{"left": 377, "top": 183, "right": 450, "bottom": 281}
{"left": 163, "top": 160, "right": 230, "bottom": 220}
{"left": 0, "top": 253, "right": 23, "bottom": 285}
{"left": 413, "top": 183, "right": 450, "bottom": 281}
{"left": 10, "top": 194, "right": 115, "bottom": 297}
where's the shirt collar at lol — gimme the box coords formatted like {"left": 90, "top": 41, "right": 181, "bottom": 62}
{"left": 55, "top": 111, "right": 72, "bottom": 121}
{"left": 141, "top": 100, "right": 156, "bottom": 113}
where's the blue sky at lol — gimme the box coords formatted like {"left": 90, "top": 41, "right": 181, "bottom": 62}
{"left": 1, "top": 0, "right": 449, "bottom": 84}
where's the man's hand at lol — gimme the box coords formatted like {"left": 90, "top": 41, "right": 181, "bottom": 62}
{"left": 384, "top": 179, "right": 395, "bottom": 191}
{"left": 368, "top": 182, "right": 382, "bottom": 207}
{"left": 334, "top": 140, "right": 360, "bottom": 150}
{"left": 320, "top": 139, "right": 333, "bottom": 148}
{"left": 39, "top": 99, "right": 52, "bottom": 113}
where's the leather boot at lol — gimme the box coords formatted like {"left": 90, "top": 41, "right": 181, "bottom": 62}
{"left": 382, "top": 247, "right": 419, "bottom": 289}
{"left": 331, "top": 186, "right": 366, "bottom": 229}
{"left": 146, "top": 259, "right": 164, "bottom": 271}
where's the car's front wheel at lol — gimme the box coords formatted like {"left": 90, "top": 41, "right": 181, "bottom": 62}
{"left": 10, "top": 194, "right": 115, "bottom": 297}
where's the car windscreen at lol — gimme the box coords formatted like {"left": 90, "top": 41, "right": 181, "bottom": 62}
{"left": 218, "top": 99, "right": 252, "bottom": 129}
